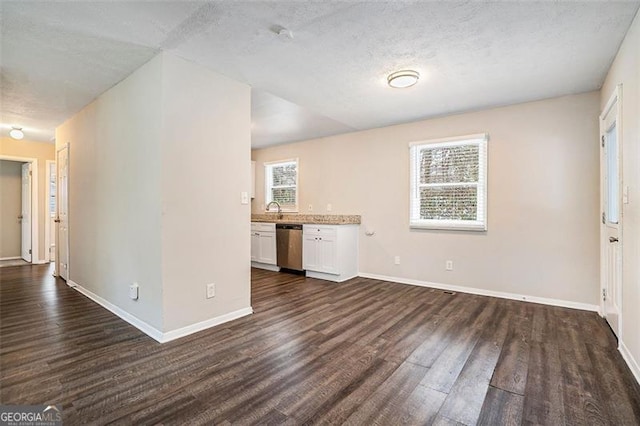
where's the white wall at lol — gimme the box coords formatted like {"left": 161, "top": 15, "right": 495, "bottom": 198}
{"left": 601, "top": 10, "right": 640, "bottom": 374}
{"left": 253, "top": 92, "right": 601, "bottom": 306}
{"left": 0, "top": 160, "right": 23, "bottom": 258}
{"left": 56, "top": 53, "right": 252, "bottom": 337}
{"left": 56, "top": 56, "right": 165, "bottom": 330}
{"left": 160, "top": 54, "right": 252, "bottom": 332}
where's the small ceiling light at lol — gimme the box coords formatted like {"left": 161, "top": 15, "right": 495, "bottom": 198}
{"left": 271, "top": 25, "right": 293, "bottom": 40}
{"left": 387, "top": 70, "right": 420, "bottom": 88}
{"left": 277, "top": 27, "right": 293, "bottom": 39}
{"left": 9, "top": 126, "right": 24, "bottom": 140}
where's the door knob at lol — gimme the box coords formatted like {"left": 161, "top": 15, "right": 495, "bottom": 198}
{"left": 609, "top": 236, "right": 619, "bottom": 243}
{"left": 18, "top": 215, "right": 23, "bottom": 219}
{"left": 54, "top": 218, "right": 61, "bottom": 223}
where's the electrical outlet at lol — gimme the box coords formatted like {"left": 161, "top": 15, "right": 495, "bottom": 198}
{"left": 308, "top": 204, "right": 313, "bottom": 211}
{"left": 129, "top": 283, "right": 139, "bottom": 300}
{"left": 327, "top": 203, "right": 332, "bottom": 212}
{"left": 446, "top": 260, "right": 453, "bottom": 271}
{"left": 241, "top": 191, "right": 249, "bottom": 204}
{"left": 394, "top": 256, "right": 400, "bottom": 265}
{"left": 206, "top": 283, "right": 215, "bottom": 299}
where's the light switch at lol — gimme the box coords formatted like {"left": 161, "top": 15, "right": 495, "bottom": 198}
{"left": 241, "top": 192, "right": 249, "bottom": 205}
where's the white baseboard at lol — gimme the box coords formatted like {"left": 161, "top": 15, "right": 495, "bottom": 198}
{"left": 619, "top": 340, "right": 640, "bottom": 385}
{"left": 32, "top": 260, "right": 50, "bottom": 265}
{"left": 71, "top": 280, "right": 253, "bottom": 343}
{"left": 0, "top": 256, "right": 21, "bottom": 261}
{"left": 307, "top": 270, "right": 353, "bottom": 283}
{"left": 72, "top": 282, "right": 165, "bottom": 342}
{"left": 161, "top": 307, "right": 253, "bottom": 343}
{"left": 251, "top": 262, "right": 280, "bottom": 272}
{"left": 357, "top": 272, "right": 600, "bottom": 313}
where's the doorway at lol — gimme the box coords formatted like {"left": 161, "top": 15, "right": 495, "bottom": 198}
{"left": 20, "top": 162, "right": 32, "bottom": 262}
{"left": 0, "top": 156, "right": 39, "bottom": 266}
{"left": 600, "top": 85, "right": 623, "bottom": 340}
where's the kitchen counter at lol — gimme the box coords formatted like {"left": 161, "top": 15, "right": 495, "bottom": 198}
{"left": 251, "top": 213, "right": 361, "bottom": 225}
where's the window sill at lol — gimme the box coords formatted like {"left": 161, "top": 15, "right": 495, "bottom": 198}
{"left": 410, "top": 222, "right": 487, "bottom": 232}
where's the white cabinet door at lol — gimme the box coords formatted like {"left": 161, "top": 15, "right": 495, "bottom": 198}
{"left": 251, "top": 232, "right": 260, "bottom": 261}
{"left": 318, "top": 235, "right": 338, "bottom": 274}
{"left": 259, "top": 233, "right": 277, "bottom": 265}
{"left": 303, "top": 234, "right": 319, "bottom": 271}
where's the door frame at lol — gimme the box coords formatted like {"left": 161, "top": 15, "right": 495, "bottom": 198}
{"left": 0, "top": 155, "right": 39, "bottom": 264}
{"left": 45, "top": 159, "right": 56, "bottom": 264}
{"left": 55, "top": 143, "right": 70, "bottom": 281}
{"left": 21, "top": 162, "right": 33, "bottom": 262}
{"left": 599, "top": 84, "right": 623, "bottom": 341}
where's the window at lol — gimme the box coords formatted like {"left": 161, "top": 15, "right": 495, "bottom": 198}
{"left": 410, "top": 134, "right": 487, "bottom": 231}
{"left": 265, "top": 159, "right": 298, "bottom": 212}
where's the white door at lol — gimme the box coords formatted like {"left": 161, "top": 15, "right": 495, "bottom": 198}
{"left": 20, "top": 163, "right": 32, "bottom": 262}
{"left": 49, "top": 161, "right": 57, "bottom": 262}
{"left": 601, "top": 88, "right": 622, "bottom": 339}
{"left": 57, "top": 146, "right": 69, "bottom": 281}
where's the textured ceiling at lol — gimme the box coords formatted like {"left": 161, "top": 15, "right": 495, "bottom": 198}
{"left": 1, "top": 1, "right": 639, "bottom": 145}
{"left": 252, "top": 90, "right": 355, "bottom": 148}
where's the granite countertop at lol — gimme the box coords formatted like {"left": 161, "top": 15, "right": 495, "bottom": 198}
{"left": 251, "top": 213, "right": 361, "bottom": 225}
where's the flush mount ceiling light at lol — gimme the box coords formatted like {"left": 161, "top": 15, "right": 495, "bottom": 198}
{"left": 9, "top": 126, "right": 24, "bottom": 140}
{"left": 387, "top": 70, "right": 420, "bottom": 88}
{"left": 271, "top": 25, "right": 293, "bottom": 40}
{"left": 278, "top": 27, "right": 293, "bottom": 39}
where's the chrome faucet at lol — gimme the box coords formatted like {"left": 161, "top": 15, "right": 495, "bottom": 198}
{"left": 266, "top": 201, "right": 283, "bottom": 219}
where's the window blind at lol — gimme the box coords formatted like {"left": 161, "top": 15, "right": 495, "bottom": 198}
{"left": 410, "top": 134, "right": 487, "bottom": 231}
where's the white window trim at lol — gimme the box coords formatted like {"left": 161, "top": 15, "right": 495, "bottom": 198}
{"left": 264, "top": 158, "right": 299, "bottom": 212}
{"left": 409, "top": 133, "right": 488, "bottom": 231}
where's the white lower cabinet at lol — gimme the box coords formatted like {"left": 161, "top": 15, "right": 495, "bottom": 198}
{"left": 251, "top": 232, "right": 260, "bottom": 261}
{"left": 303, "top": 224, "right": 358, "bottom": 282}
{"left": 251, "top": 222, "right": 279, "bottom": 271}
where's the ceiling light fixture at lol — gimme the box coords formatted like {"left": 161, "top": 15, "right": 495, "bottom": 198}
{"left": 271, "top": 25, "right": 293, "bottom": 40}
{"left": 9, "top": 126, "right": 24, "bottom": 140}
{"left": 278, "top": 27, "right": 293, "bottom": 39}
{"left": 387, "top": 70, "right": 420, "bottom": 88}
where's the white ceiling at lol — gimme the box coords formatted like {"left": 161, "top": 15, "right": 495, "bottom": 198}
{"left": 1, "top": 1, "right": 638, "bottom": 146}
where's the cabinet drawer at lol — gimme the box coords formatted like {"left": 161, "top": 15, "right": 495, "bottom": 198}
{"left": 303, "top": 224, "right": 337, "bottom": 237}
{"left": 251, "top": 222, "right": 275, "bottom": 233}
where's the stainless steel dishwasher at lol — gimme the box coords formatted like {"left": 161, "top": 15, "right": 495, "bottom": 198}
{"left": 276, "top": 223, "right": 304, "bottom": 271}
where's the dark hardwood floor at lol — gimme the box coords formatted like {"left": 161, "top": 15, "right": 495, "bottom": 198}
{"left": 1, "top": 264, "right": 640, "bottom": 425}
